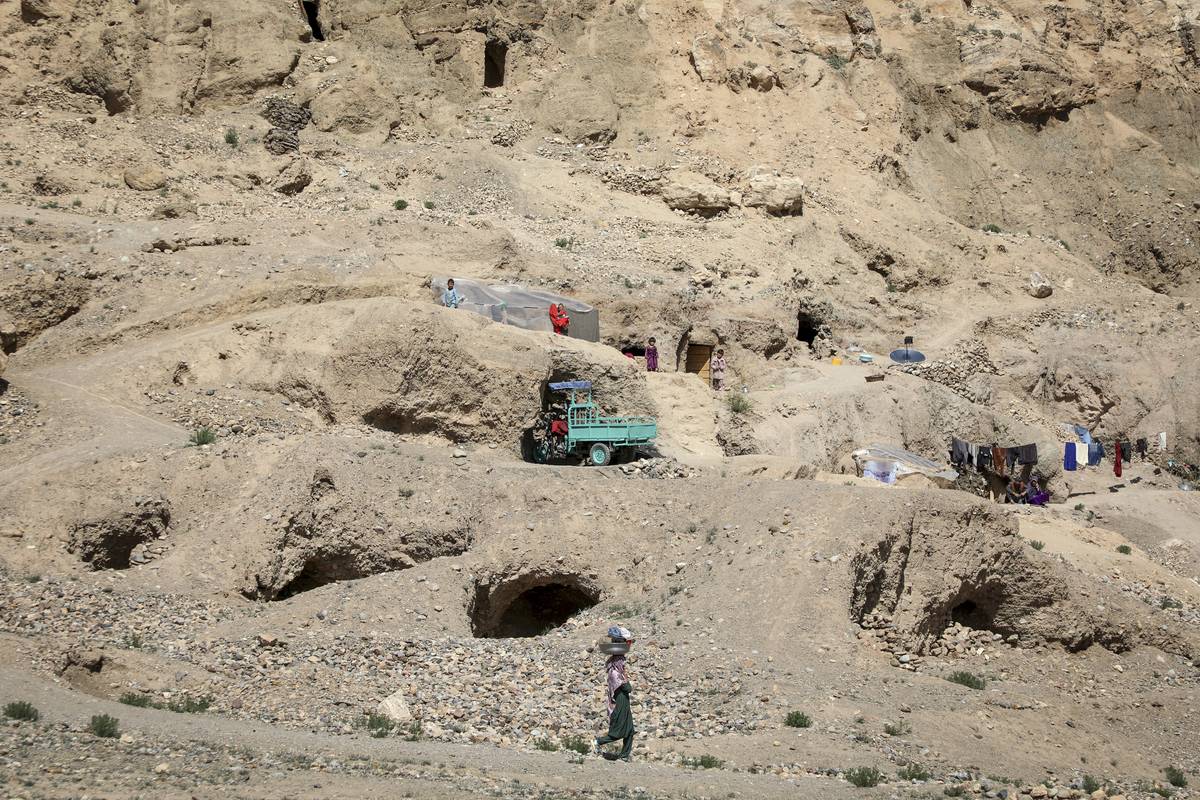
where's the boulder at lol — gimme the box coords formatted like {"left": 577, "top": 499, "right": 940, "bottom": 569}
{"left": 273, "top": 159, "right": 312, "bottom": 196}
{"left": 748, "top": 65, "right": 778, "bottom": 92}
{"left": 742, "top": 170, "right": 804, "bottom": 215}
{"left": 376, "top": 689, "right": 413, "bottom": 724}
{"left": 150, "top": 199, "right": 198, "bottom": 220}
{"left": 662, "top": 172, "right": 738, "bottom": 216}
{"left": 123, "top": 166, "right": 168, "bottom": 192}
{"left": 67, "top": 497, "right": 171, "bottom": 570}
{"left": 20, "top": 0, "right": 69, "bottom": 22}
{"left": 690, "top": 35, "right": 728, "bottom": 83}
{"left": 1028, "top": 271, "right": 1053, "bottom": 298}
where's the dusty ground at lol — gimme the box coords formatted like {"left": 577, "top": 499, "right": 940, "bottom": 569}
{"left": 1, "top": 0, "right": 1199, "bottom": 798}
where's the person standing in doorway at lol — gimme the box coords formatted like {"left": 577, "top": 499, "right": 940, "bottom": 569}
{"left": 593, "top": 626, "right": 635, "bottom": 762}
{"left": 441, "top": 278, "right": 462, "bottom": 309}
{"left": 710, "top": 348, "right": 727, "bottom": 391}
{"left": 549, "top": 303, "right": 570, "bottom": 336}
{"left": 645, "top": 338, "right": 659, "bottom": 372}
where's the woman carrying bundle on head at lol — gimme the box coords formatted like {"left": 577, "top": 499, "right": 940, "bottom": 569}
{"left": 593, "top": 626, "right": 635, "bottom": 762}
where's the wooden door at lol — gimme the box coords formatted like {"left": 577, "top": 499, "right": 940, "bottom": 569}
{"left": 685, "top": 344, "right": 712, "bottom": 381}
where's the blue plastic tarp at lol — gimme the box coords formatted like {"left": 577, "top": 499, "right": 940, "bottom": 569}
{"left": 549, "top": 380, "right": 592, "bottom": 391}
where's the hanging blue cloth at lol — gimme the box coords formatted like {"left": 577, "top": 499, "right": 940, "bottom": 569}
{"left": 1073, "top": 424, "right": 1092, "bottom": 445}
{"left": 1063, "top": 442, "right": 1077, "bottom": 471}
{"left": 1087, "top": 441, "right": 1103, "bottom": 466}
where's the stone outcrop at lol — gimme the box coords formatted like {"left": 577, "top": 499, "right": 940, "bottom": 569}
{"left": 662, "top": 172, "right": 738, "bottom": 216}
{"left": 67, "top": 497, "right": 171, "bottom": 570}
{"left": 742, "top": 168, "right": 804, "bottom": 216}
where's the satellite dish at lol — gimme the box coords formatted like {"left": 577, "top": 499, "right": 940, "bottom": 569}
{"left": 890, "top": 336, "right": 926, "bottom": 364}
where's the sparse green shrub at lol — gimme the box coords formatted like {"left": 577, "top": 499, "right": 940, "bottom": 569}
{"left": 398, "top": 487, "right": 414, "bottom": 498}
{"left": 727, "top": 393, "right": 753, "bottom": 414}
{"left": 883, "top": 720, "right": 911, "bottom": 736}
{"left": 366, "top": 713, "right": 395, "bottom": 738}
{"left": 72, "top": 198, "right": 82, "bottom": 207}
{"left": 946, "top": 670, "right": 986, "bottom": 690}
{"left": 1029, "top": 540, "right": 1045, "bottom": 551}
{"left": 119, "top": 692, "right": 154, "bottom": 708}
{"left": 554, "top": 237, "right": 573, "bottom": 249}
{"left": 393, "top": 199, "right": 408, "bottom": 210}
{"left": 3, "top": 701, "right": 39, "bottom": 721}
{"left": 423, "top": 200, "right": 435, "bottom": 209}
{"left": 982, "top": 223, "right": 1002, "bottom": 234}
{"left": 369, "top": 183, "right": 380, "bottom": 190}
{"left": 1150, "top": 787, "right": 1173, "bottom": 798}
{"left": 1058, "top": 239, "right": 1070, "bottom": 251}
{"left": 910, "top": 9, "right": 923, "bottom": 23}
{"left": 1160, "top": 596, "right": 1182, "bottom": 610}
{"left": 785, "top": 711, "right": 812, "bottom": 728}
{"left": 944, "top": 787, "right": 966, "bottom": 798}
{"left": 1165, "top": 766, "right": 1188, "bottom": 788}
{"left": 825, "top": 53, "right": 846, "bottom": 71}
{"left": 402, "top": 720, "right": 423, "bottom": 741}
{"left": 1081, "top": 776, "right": 1102, "bottom": 793}
{"left": 967, "top": 23, "right": 978, "bottom": 32}
{"left": 682, "top": 754, "right": 724, "bottom": 769}
{"left": 705, "top": 527, "right": 717, "bottom": 544}
{"left": 1074, "top": 503, "right": 1085, "bottom": 511}
{"left": 167, "top": 695, "right": 212, "bottom": 714}
{"left": 122, "top": 632, "right": 145, "bottom": 649}
{"left": 224, "top": 127, "right": 239, "bottom": 147}
{"left": 533, "top": 737, "right": 559, "bottom": 751}
{"left": 898, "top": 764, "right": 930, "bottom": 781}
{"left": 188, "top": 427, "right": 217, "bottom": 446}
{"left": 1116, "top": 544, "right": 1132, "bottom": 555}
{"left": 89, "top": 714, "right": 120, "bottom": 738}
{"left": 844, "top": 766, "right": 884, "bottom": 787}
{"left": 989, "top": 28, "right": 1003, "bottom": 37}
{"left": 560, "top": 734, "right": 590, "bottom": 754}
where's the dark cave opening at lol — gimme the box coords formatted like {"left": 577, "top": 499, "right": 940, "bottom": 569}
{"left": 796, "top": 310, "right": 821, "bottom": 345}
{"left": 301, "top": 0, "right": 325, "bottom": 42}
{"left": 273, "top": 556, "right": 354, "bottom": 600}
{"left": 472, "top": 581, "right": 599, "bottom": 638}
{"left": 484, "top": 39, "right": 508, "bottom": 88}
{"left": 950, "top": 598, "right": 999, "bottom": 632}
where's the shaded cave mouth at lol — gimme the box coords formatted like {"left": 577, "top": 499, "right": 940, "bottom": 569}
{"left": 302, "top": 0, "right": 325, "bottom": 42}
{"left": 472, "top": 579, "right": 600, "bottom": 638}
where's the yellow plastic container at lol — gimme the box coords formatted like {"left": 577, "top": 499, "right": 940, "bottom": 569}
{"left": 831, "top": 357, "right": 843, "bottom": 366}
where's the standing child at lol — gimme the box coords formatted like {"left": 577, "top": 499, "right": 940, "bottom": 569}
{"left": 645, "top": 338, "right": 659, "bottom": 372}
{"left": 594, "top": 626, "right": 635, "bottom": 762}
{"left": 710, "top": 348, "right": 727, "bottom": 391}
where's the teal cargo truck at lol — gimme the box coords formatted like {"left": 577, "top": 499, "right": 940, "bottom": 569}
{"left": 527, "top": 380, "right": 657, "bottom": 466}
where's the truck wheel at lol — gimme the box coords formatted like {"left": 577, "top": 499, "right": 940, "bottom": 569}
{"left": 589, "top": 443, "right": 612, "bottom": 466}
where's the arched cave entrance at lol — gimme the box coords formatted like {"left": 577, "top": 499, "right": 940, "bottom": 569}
{"left": 484, "top": 39, "right": 508, "bottom": 88}
{"left": 301, "top": 0, "right": 325, "bottom": 42}
{"left": 471, "top": 575, "right": 600, "bottom": 638}
{"left": 950, "top": 597, "right": 1000, "bottom": 632}
{"left": 797, "top": 310, "right": 822, "bottom": 345}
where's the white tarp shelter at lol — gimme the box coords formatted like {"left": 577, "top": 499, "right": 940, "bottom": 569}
{"left": 852, "top": 443, "right": 958, "bottom": 487}
{"left": 433, "top": 277, "right": 600, "bottom": 342}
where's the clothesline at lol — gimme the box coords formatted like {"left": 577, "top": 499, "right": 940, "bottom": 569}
{"left": 949, "top": 438, "right": 1038, "bottom": 476}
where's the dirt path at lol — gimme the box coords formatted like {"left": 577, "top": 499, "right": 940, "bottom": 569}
{"left": 0, "top": 663, "right": 881, "bottom": 799}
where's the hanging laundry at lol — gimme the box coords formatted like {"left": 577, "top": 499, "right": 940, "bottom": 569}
{"left": 1120, "top": 441, "right": 1131, "bottom": 463}
{"left": 992, "top": 446, "right": 1006, "bottom": 475}
{"left": 1017, "top": 443, "right": 1038, "bottom": 465}
{"left": 1006, "top": 448, "right": 1019, "bottom": 473}
{"left": 1136, "top": 438, "right": 1147, "bottom": 458}
{"left": 1073, "top": 425, "right": 1092, "bottom": 445}
{"left": 1063, "top": 442, "right": 1077, "bottom": 471}
{"left": 1087, "top": 441, "right": 1103, "bottom": 467}
{"left": 951, "top": 437, "right": 969, "bottom": 466}
{"left": 1114, "top": 440, "right": 1122, "bottom": 477}
{"left": 1158, "top": 431, "right": 1167, "bottom": 451}
{"left": 977, "top": 446, "right": 992, "bottom": 472}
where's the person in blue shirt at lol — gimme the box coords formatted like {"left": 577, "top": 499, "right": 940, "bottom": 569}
{"left": 442, "top": 278, "right": 463, "bottom": 309}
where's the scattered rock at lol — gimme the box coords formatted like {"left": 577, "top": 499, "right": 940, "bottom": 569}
{"left": 662, "top": 172, "right": 738, "bottom": 216}
{"left": 1028, "top": 271, "right": 1054, "bottom": 298}
{"left": 123, "top": 166, "right": 168, "bottom": 191}
{"left": 273, "top": 159, "right": 313, "bottom": 195}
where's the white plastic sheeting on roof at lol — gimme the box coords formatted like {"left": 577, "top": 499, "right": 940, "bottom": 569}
{"left": 852, "top": 443, "right": 958, "bottom": 487}
{"left": 432, "top": 277, "right": 599, "bottom": 342}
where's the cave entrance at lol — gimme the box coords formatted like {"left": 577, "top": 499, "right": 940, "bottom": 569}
{"left": 621, "top": 344, "right": 646, "bottom": 359}
{"left": 684, "top": 343, "right": 713, "bottom": 381}
{"left": 484, "top": 39, "right": 507, "bottom": 88}
{"left": 301, "top": 0, "right": 325, "bottom": 42}
{"left": 471, "top": 577, "right": 600, "bottom": 638}
{"left": 797, "top": 310, "right": 821, "bottom": 345}
{"left": 273, "top": 556, "right": 353, "bottom": 600}
{"left": 950, "top": 598, "right": 999, "bottom": 631}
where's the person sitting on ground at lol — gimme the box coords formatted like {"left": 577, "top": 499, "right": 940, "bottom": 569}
{"left": 1027, "top": 476, "right": 1050, "bottom": 506}
{"left": 441, "top": 278, "right": 462, "bottom": 309}
{"left": 710, "top": 348, "right": 727, "bottom": 391}
{"left": 645, "top": 338, "right": 659, "bottom": 372}
{"left": 1006, "top": 478, "right": 1026, "bottom": 504}
{"left": 549, "top": 303, "right": 570, "bottom": 336}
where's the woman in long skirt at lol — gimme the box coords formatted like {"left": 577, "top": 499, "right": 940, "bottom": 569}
{"left": 594, "top": 626, "right": 635, "bottom": 761}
